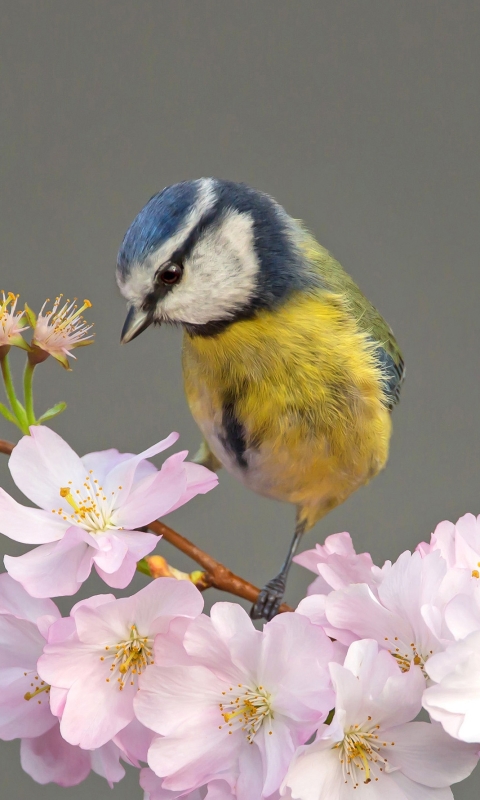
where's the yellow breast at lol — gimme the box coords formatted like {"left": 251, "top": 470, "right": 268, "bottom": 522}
{"left": 182, "top": 291, "right": 392, "bottom": 529}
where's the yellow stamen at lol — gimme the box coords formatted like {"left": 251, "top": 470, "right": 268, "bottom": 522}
{"left": 60, "top": 487, "right": 80, "bottom": 513}
{"left": 55, "top": 300, "right": 92, "bottom": 331}
{"left": 356, "top": 746, "right": 371, "bottom": 783}
{"left": 24, "top": 684, "right": 50, "bottom": 701}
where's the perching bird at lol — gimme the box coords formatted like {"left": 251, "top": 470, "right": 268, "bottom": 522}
{"left": 117, "top": 179, "right": 404, "bottom": 620}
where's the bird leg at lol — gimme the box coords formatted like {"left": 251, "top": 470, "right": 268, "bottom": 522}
{"left": 250, "top": 518, "right": 307, "bottom": 621}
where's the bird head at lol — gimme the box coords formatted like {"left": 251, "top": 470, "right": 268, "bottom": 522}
{"left": 117, "top": 178, "right": 316, "bottom": 341}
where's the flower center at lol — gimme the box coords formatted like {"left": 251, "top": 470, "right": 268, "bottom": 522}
{"left": 0, "top": 291, "right": 15, "bottom": 318}
{"left": 53, "top": 471, "right": 123, "bottom": 534}
{"left": 471, "top": 562, "right": 480, "bottom": 579}
{"left": 219, "top": 684, "right": 273, "bottom": 742}
{"left": 334, "top": 722, "right": 392, "bottom": 787}
{"left": 383, "top": 635, "right": 433, "bottom": 676}
{"left": 100, "top": 624, "right": 154, "bottom": 691}
{"left": 23, "top": 671, "right": 51, "bottom": 704}
{"left": 35, "top": 295, "right": 94, "bottom": 350}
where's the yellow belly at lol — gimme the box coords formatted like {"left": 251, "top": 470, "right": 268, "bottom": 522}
{"left": 182, "top": 293, "right": 392, "bottom": 530}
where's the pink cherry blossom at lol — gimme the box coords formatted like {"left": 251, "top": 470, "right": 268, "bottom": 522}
{"left": 429, "top": 513, "right": 480, "bottom": 585}
{"left": 20, "top": 721, "right": 129, "bottom": 788}
{"left": 38, "top": 577, "right": 204, "bottom": 749}
{"left": 0, "top": 572, "right": 60, "bottom": 740}
{"left": 1, "top": 425, "right": 217, "bottom": 596}
{"left": 135, "top": 603, "right": 335, "bottom": 800}
{"left": 324, "top": 550, "right": 455, "bottom": 673}
{"left": 0, "top": 573, "right": 128, "bottom": 788}
{"left": 281, "top": 639, "right": 478, "bottom": 800}
{"left": 0, "top": 291, "right": 29, "bottom": 351}
{"left": 29, "top": 295, "right": 94, "bottom": 368}
{"left": 294, "top": 532, "right": 384, "bottom": 596}
{"left": 140, "top": 768, "right": 236, "bottom": 799}
{"left": 423, "top": 609, "right": 480, "bottom": 742}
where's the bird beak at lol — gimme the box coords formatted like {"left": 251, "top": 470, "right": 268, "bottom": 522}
{"left": 120, "top": 306, "right": 153, "bottom": 343}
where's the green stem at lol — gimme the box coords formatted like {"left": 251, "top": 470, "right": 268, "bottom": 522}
{"left": 0, "top": 355, "right": 29, "bottom": 433}
{"left": 136, "top": 559, "right": 152, "bottom": 577}
{"left": 23, "top": 360, "right": 36, "bottom": 426}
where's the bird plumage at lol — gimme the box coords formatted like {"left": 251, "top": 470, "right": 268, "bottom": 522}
{"left": 117, "top": 178, "right": 404, "bottom": 618}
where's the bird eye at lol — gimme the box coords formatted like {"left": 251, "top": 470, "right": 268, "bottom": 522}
{"left": 156, "top": 263, "right": 183, "bottom": 286}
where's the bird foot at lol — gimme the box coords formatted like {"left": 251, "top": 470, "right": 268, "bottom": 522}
{"left": 250, "top": 574, "right": 286, "bottom": 621}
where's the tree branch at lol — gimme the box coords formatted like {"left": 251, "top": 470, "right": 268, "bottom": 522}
{"left": 0, "top": 437, "right": 292, "bottom": 612}
{"left": 148, "top": 520, "right": 292, "bottom": 613}
{"left": 0, "top": 439, "right": 14, "bottom": 456}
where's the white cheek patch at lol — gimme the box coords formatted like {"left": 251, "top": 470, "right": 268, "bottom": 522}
{"left": 160, "top": 210, "right": 259, "bottom": 325}
{"left": 118, "top": 178, "right": 217, "bottom": 306}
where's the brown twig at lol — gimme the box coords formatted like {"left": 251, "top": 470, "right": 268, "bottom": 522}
{"left": 0, "top": 439, "right": 14, "bottom": 456}
{"left": 0, "top": 437, "right": 292, "bottom": 612}
{"left": 148, "top": 520, "right": 292, "bottom": 613}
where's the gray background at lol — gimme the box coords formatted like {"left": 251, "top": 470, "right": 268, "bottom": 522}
{"left": 1, "top": 2, "right": 479, "bottom": 797}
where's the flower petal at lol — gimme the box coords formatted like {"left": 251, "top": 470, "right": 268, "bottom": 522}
{"left": 94, "top": 552, "right": 138, "bottom": 589}
{"left": 282, "top": 743, "right": 343, "bottom": 800}
{"left": 4, "top": 529, "right": 92, "bottom": 597}
{"left": 103, "top": 432, "right": 180, "bottom": 502}
{"left": 0, "top": 671, "right": 57, "bottom": 739}
{"left": 167, "top": 461, "right": 218, "bottom": 513}
{"left": 9, "top": 426, "right": 86, "bottom": 511}
{"left": 20, "top": 723, "right": 91, "bottom": 787}
{"left": 0, "top": 573, "right": 60, "bottom": 623}
{"left": 0, "top": 488, "right": 67, "bottom": 543}
{"left": 114, "top": 459, "right": 187, "bottom": 529}
{"left": 59, "top": 666, "right": 137, "bottom": 748}
{"left": 89, "top": 739, "right": 126, "bottom": 787}
{"left": 385, "top": 721, "right": 478, "bottom": 787}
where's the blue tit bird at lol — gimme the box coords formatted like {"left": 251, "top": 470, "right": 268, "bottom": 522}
{"left": 117, "top": 179, "right": 404, "bottom": 620}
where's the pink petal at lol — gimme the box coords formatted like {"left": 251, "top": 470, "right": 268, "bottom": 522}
{"left": 112, "top": 529, "right": 160, "bottom": 560}
{"left": 38, "top": 640, "right": 97, "bottom": 690}
{"left": 89, "top": 739, "right": 126, "bottom": 787}
{"left": 91, "top": 534, "right": 129, "bottom": 574}
{"left": 389, "top": 773, "right": 453, "bottom": 800}
{"left": 167, "top": 461, "right": 218, "bottom": 513}
{"left": 4, "top": 529, "right": 92, "bottom": 597}
{"left": 0, "top": 488, "right": 67, "bottom": 543}
{"left": 0, "top": 573, "right": 60, "bottom": 623}
{"left": 95, "top": 552, "right": 138, "bottom": 589}
{"left": 59, "top": 667, "right": 137, "bottom": 748}
{"left": 0, "top": 615, "right": 45, "bottom": 673}
{"left": 74, "top": 578, "right": 203, "bottom": 647}
{"left": 132, "top": 578, "right": 204, "bottom": 635}
{"left": 82, "top": 448, "right": 153, "bottom": 483}
{"left": 114, "top": 462, "right": 187, "bottom": 529}
{"left": 140, "top": 767, "right": 206, "bottom": 799}
{"left": 385, "top": 721, "right": 478, "bottom": 787}
{"left": 148, "top": 726, "right": 234, "bottom": 791}
{"left": 259, "top": 613, "right": 334, "bottom": 716}
{"left": 81, "top": 448, "right": 157, "bottom": 485}
{"left": 9, "top": 426, "right": 87, "bottom": 511}
{"left": 103, "top": 432, "right": 180, "bottom": 502}
{"left": 136, "top": 665, "right": 221, "bottom": 736}
{"left": 325, "top": 583, "right": 413, "bottom": 648}
{"left": 282, "top": 743, "right": 344, "bottom": 800}
{"left": 20, "top": 723, "right": 91, "bottom": 787}
{"left": 49, "top": 686, "right": 68, "bottom": 717}
{"left": 182, "top": 613, "right": 252, "bottom": 681}
{"left": 0, "top": 671, "right": 57, "bottom": 739}
{"left": 258, "top": 716, "right": 295, "bottom": 796}
{"left": 113, "top": 717, "right": 155, "bottom": 765}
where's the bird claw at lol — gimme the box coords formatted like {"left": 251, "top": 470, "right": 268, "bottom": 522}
{"left": 250, "top": 574, "right": 286, "bottom": 621}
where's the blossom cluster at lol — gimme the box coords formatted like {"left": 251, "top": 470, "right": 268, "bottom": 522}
{"left": 0, "top": 425, "right": 480, "bottom": 798}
